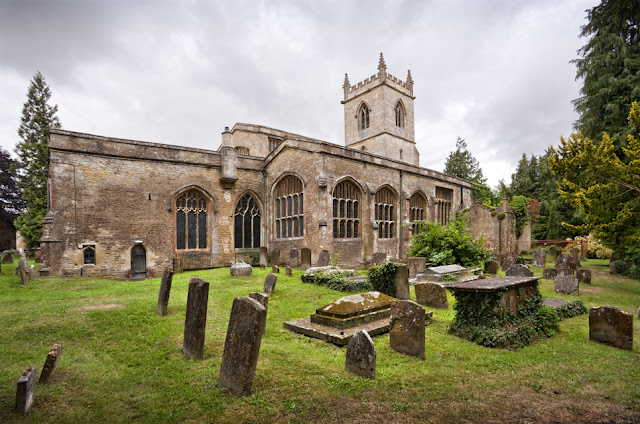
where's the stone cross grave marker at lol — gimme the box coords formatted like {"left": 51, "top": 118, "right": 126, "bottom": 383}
{"left": 317, "top": 250, "right": 331, "bottom": 267}
{"left": 157, "top": 268, "right": 174, "bottom": 316}
{"left": 589, "top": 305, "right": 633, "bottom": 350}
{"left": 414, "top": 282, "right": 448, "bottom": 309}
{"left": 554, "top": 275, "right": 579, "bottom": 295}
{"left": 15, "top": 367, "right": 36, "bottom": 414}
{"left": 300, "top": 248, "right": 311, "bottom": 270}
{"left": 505, "top": 264, "right": 534, "bottom": 277}
{"left": 264, "top": 273, "right": 277, "bottom": 294}
{"left": 532, "top": 250, "right": 546, "bottom": 267}
{"left": 39, "top": 344, "right": 63, "bottom": 384}
{"left": 182, "top": 278, "right": 209, "bottom": 360}
{"left": 389, "top": 300, "right": 425, "bottom": 359}
{"left": 249, "top": 292, "right": 268, "bottom": 310}
{"left": 218, "top": 297, "right": 267, "bottom": 396}
{"left": 345, "top": 330, "right": 376, "bottom": 379}
{"left": 259, "top": 247, "right": 268, "bottom": 268}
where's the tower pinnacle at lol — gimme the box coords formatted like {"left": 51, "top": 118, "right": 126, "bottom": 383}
{"left": 378, "top": 52, "right": 387, "bottom": 78}
{"left": 343, "top": 73, "right": 350, "bottom": 97}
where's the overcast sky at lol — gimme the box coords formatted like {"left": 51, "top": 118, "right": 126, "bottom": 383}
{"left": 0, "top": 0, "right": 596, "bottom": 187}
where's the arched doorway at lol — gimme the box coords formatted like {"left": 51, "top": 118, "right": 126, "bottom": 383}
{"left": 131, "top": 245, "right": 147, "bottom": 280}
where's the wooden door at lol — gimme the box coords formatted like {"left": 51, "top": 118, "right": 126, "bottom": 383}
{"left": 131, "top": 245, "right": 147, "bottom": 280}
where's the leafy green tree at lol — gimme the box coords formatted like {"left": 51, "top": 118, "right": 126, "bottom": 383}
{"left": 572, "top": 0, "right": 640, "bottom": 153}
{"left": 12, "top": 72, "right": 61, "bottom": 248}
{"left": 509, "top": 195, "right": 530, "bottom": 238}
{"left": 444, "top": 137, "right": 486, "bottom": 184}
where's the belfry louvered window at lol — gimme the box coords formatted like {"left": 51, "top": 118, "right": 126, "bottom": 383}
{"left": 375, "top": 187, "right": 396, "bottom": 238}
{"left": 359, "top": 104, "right": 370, "bottom": 130}
{"left": 395, "top": 102, "right": 404, "bottom": 127}
{"left": 332, "top": 180, "right": 360, "bottom": 239}
{"left": 176, "top": 191, "right": 207, "bottom": 250}
{"left": 274, "top": 175, "right": 304, "bottom": 238}
{"left": 234, "top": 194, "right": 261, "bottom": 249}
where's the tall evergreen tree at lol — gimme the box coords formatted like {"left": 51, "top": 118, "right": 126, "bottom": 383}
{"left": 0, "top": 148, "right": 26, "bottom": 231}
{"left": 12, "top": 71, "right": 61, "bottom": 248}
{"left": 443, "top": 137, "right": 486, "bottom": 184}
{"left": 572, "top": 0, "right": 640, "bottom": 152}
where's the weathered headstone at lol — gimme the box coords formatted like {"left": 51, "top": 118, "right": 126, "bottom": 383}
{"left": 371, "top": 252, "right": 387, "bottom": 266}
{"left": 157, "top": 268, "right": 173, "bottom": 316}
{"left": 589, "top": 306, "right": 633, "bottom": 350}
{"left": 317, "top": 250, "right": 331, "bottom": 267}
{"left": 389, "top": 300, "right": 425, "bottom": 359}
{"left": 555, "top": 253, "right": 572, "bottom": 270}
{"left": 249, "top": 292, "right": 268, "bottom": 310}
{"left": 15, "top": 367, "right": 36, "bottom": 414}
{"left": 18, "top": 256, "right": 29, "bottom": 285}
{"left": 485, "top": 260, "right": 499, "bottom": 274}
{"left": 532, "top": 251, "right": 546, "bottom": 267}
{"left": 1, "top": 250, "right": 13, "bottom": 264}
{"left": 542, "top": 268, "right": 557, "bottom": 279}
{"left": 259, "top": 247, "right": 268, "bottom": 268}
{"left": 570, "top": 247, "right": 580, "bottom": 267}
{"left": 414, "top": 282, "right": 448, "bottom": 309}
{"left": 39, "top": 344, "right": 63, "bottom": 384}
{"left": 300, "top": 248, "right": 311, "bottom": 270}
{"left": 230, "top": 262, "right": 252, "bottom": 277}
{"left": 554, "top": 275, "right": 579, "bottom": 295}
{"left": 557, "top": 268, "right": 575, "bottom": 277}
{"left": 502, "top": 255, "right": 516, "bottom": 273}
{"left": 270, "top": 249, "right": 280, "bottom": 265}
{"left": 218, "top": 297, "right": 267, "bottom": 396}
{"left": 505, "top": 264, "right": 534, "bottom": 277}
{"left": 289, "top": 249, "right": 300, "bottom": 268}
{"left": 407, "top": 257, "right": 427, "bottom": 279}
{"left": 395, "top": 264, "right": 410, "bottom": 300}
{"left": 182, "top": 278, "right": 210, "bottom": 360}
{"left": 264, "top": 273, "right": 277, "bottom": 294}
{"left": 272, "top": 265, "right": 280, "bottom": 273}
{"left": 285, "top": 266, "right": 292, "bottom": 276}
{"left": 345, "top": 330, "right": 376, "bottom": 379}
{"left": 576, "top": 269, "right": 591, "bottom": 284}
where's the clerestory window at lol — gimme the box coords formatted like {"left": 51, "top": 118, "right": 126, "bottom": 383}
{"left": 274, "top": 175, "right": 304, "bottom": 239}
{"left": 176, "top": 190, "right": 208, "bottom": 250}
{"left": 332, "top": 180, "right": 361, "bottom": 239}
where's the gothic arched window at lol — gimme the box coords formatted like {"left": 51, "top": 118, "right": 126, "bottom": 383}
{"left": 409, "top": 193, "right": 427, "bottom": 234}
{"left": 234, "top": 194, "right": 261, "bottom": 249}
{"left": 435, "top": 186, "right": 453, "bottom": 226}
{"left": 359, "top": 104, "right": 370, "bottom": 130}
{"left": 332, "top": 180, "right": 361, "bottom": 239}
{"left": 274, "top": 175, "right": 304, "bottom": 239}
{"left": 375, "top": 187, "right": 396, "bottom": 238}
{"left": 176, "top": 190, "right": 208, "bottom": 250}
{"left": 395, "top": 101, "right": 404, "bottom": 127}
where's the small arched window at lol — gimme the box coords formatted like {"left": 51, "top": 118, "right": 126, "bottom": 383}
{"left": 409, "top": 193, "right": 427, "bottom": 234}
{"left": 176, "top": 190, "right": 208, "bottom": 250}
{"left": 375, "top": 187, "right": 396, "bottom": 239}
{"left": 395, "top": 101, "right": 404, "bottom": 127}
{"left": 332, "top": 180, "right": 361, "bottom": 239}
{"left": 359, "top": 104, "right": 370, "bottom": 130}
{"left": 234, "top": 194, "right": 261, "bottom": 249}
{"left": 274, "top": 175, "right": 304, "bottom": 239}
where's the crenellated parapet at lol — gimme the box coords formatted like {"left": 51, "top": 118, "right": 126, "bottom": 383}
{"left": 343, "top": 53, "right": 414, "bottom": 102}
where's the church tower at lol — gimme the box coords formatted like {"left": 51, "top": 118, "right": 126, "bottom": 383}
{"left": 342, "top": 53, "right": 419, "bottom": 165}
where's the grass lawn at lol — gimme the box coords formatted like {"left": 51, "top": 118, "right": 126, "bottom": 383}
{"left": 1, "top": 257, "right": 639, "bottom": 423}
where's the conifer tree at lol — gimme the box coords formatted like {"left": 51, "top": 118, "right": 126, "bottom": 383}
{"left": 0, "top": 148, "right": 25, "bottom": 233}
{"left": 443, "top": 137, "right": 486, "bottom": 184}
{"left": 12, "top": 71, "right": 61, "bottom": 248}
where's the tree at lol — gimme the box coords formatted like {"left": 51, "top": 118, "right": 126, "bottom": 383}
{"left": 509, "top": 195, "right": 530, "bottom": 239}
{"left": 12, "top": 71, "right": 61, "bottom": 248}
{"left": 0, "top": 148, "right": 26, "bottom": 231}
{"left": 572, "top": 0, "right": 640, "bottom": 152}
{"left": 443, "top": 137, "right": 486, "bottom": 184}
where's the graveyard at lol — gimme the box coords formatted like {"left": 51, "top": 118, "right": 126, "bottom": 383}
{"left": 1, "top": 256, "right": 640, "bottom": 423}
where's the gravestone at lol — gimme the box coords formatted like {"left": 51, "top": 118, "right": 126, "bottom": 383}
{"left": 317, "top": 250, "right": 331, "bottom": 267}
{"left": 569, "top": 261, "right": 577, "bottom": 270}
{"left": 414, "top": 282, "right": 448, "bottom": 309}
{"left": 555, "top": 254, "right": 572, "bottom": 270}
{"left": 570, "top": 247, "right": 580, "bottom": 267}
{"left": 285, "top": 266, "right": 292, "bottom": 276}
{"left": 300, "top": 248, "right": 311, "bottom": 270}
{"left": 15, "top": 367, "right": 36, "bottom": 414}
{"left": 259, "top": 247, "right": 268, "bottom": 268}
{"left": 270, "top": 249, "right": 280, "bottom": 265}
{"left": 218, "top": 297, "right": 267, "bottom": 396}
{"left": 542, "top": 268, "right": 557, "bottom": 279}
{"left": 554, "top": 275, "right": 579, "bottom": 295}
{"left": 230, "top": 262, "right": 252, "bottom": 277}
{"left": 39, "top": 344, "right": 63, "bottom": 384}
{"left": 18, "top": 256, "right": 29, "bottom": 285}
{"left": 407, "top": 257, "right": 426, "bottom": 279}
{"left": 502, "top": 255, "right": 516, "bottom": 273}
{"left": 394, "top": 264, "right": 410, "bottom": 300}
{"left": 249, "top": 292, "right": 268, "bottom": 310}
{"left": 505, "top": 264, "right": 534, "bottom": 277}
{"left": 576, "top": 269, "right": 591, "bottom": 284}
{"left": 345, "top": 330, "right": 376, "bottom": 379}
{"left": 264, "top": 273, "right": 277, "bottom": 294}
{"left": 371, "top": 252, "right": 387, "bottom": 266}
{"left": 532, "top": 251, "right": 546, "bottom": 267}
{"left": 557, "top": 269, "right": 575, "bottom": 277}
{"left": 389, "top": 300, "right": 425, "bottom": 359}
{"left": 485, "top": 260, "right": 499, "bottom": 274}
{"left": 1, "top": 250, "right": 12, "bottom": 264}
{"left": 589, "top": 306, "right": 633, "bottom": 350}
{"left": 272, "top": 265, "right": 279, "bottom": 273}
{"left": 182, "top": 278, "right": 210, "bottom": 359}
{"left": 157, "top": 268, "right": 174, "bottom": 316}
{"left": 289, "top": 249, "right": 300, "bottom": 268}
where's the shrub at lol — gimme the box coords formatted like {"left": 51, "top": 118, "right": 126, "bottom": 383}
{"left": 301, "top": 270, "right": 370, "bottom": 292}
{"left": 567, "top": 234, "right": 612, "bottom": 259}
{"left": 367, "top": 262, "right": 400, "bottom": 297}
{"left": 555, "top": 300, "right": 588, "bottom": 319}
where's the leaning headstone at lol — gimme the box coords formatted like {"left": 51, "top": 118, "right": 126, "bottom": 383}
{"left": 39, "top": 344, "right": 63, "bottom": 384}
{"left": 371, "top": 252, "right": 386, "bottom": 266}
{"left": 407, "top": 257, "right": 427, "bottom": 279}
{"left": 182, "top": 278, "right": 210, "bottom": 360}
{"left": 300, "top": 248, "right": 311, "bottom": 270}
{"left": 414, "top": 282, "right": 448, "bottom": 309}
{"left": 502, "top": 255, "right": 516, "bottom": 273}
{"left": 589, "top": 306, "right": 633, "bottom": 350}
{"left": 272, "top": 265, "right": 279, "bottom": 273}
{"left": 249, "top": 292, "right": 268, "bottom": 310}
{"left": 554, "top": 275, "right": 579, "bottom": 295}
{"left": 555, "top": 253, "right": 572, "bottom": 270}
{"left": 532, "top": 251, "right": 546, "bottom": 267}
{"left": 542, "top": 268, "right": 557, "bottom": 279}
{"left": 270, "top": 249, "right": 280, "bottom": 265}
{"left": 230, "top": 262, "right": 252, "bottom": 277}
{"left": 345, "top": 330, "right": 376, "bottom": 379}
{"left": 15, "top": 367, "right": 36, "bottom": 414}
{"left": 394, "top": 264, "right": 410, "bottom": 300}
{"left": 259, "top": 247, "right": 268, "bottom": 268}
{"left": 157, "top": 268, "right": 174, "bottom": 316}
{"left": 1, "top": 250, "right": 13, "bottom": 264}
{"left": 263, "top": 273, "right": 277, "bottom": 294}
{"left": 18, "top": 256, "right": 29, "bottom": 285}
{"left": 317, "top": 250, "right": 331, "bottom": 267}
{"left": 389, "top": 300, "right": 425, "bottom": 359}
{"left": 218, "top": 297, "right": 267, "bottom": 396}
{"left": 505, "top": 264, "right": 534, "bottom": 277}
{"left": 485, "top": 260, "right": 499, "bottom": 274}
{"left": 576, "top": 269, "right": 591, "bottom": 284}
{"left": 289, "top": 249, "right": 300, "bottom": 268}
{"left": 285, "top": 266, "right": 292, "bottom": 276}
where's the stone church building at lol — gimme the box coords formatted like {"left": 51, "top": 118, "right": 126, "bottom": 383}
{"left": 39, "top": 54, "right": 476, "bottom": 279}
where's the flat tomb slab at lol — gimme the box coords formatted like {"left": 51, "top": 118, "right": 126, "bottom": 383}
{"left": 444, "top": 276, "right": 540, "bottom": 291}
{"left": 314, "top": 291, "right": 396, "bottom": 319}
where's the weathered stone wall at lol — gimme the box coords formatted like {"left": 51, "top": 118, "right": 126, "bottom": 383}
{"left": 465, "top": 203, "right": 519, "bottom": 255}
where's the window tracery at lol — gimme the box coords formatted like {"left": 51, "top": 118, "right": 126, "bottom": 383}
{"left": 176, "top": 190, "right": 207, "bottom": 250}
{"left": 332, "top": 180, "right": 360, "bottom": 239}
{"left": 274, "top": 175, "right": 304, "bottom": 238}
{"left": 375, "top": 187, "right": 396, "bottom": 238}
{"left": 234, "top": 194, "right": 261, "bottom": 249}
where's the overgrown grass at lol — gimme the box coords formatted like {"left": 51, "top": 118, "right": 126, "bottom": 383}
{"left": 0, "top": 258, "right": 639, "bottom": 423}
